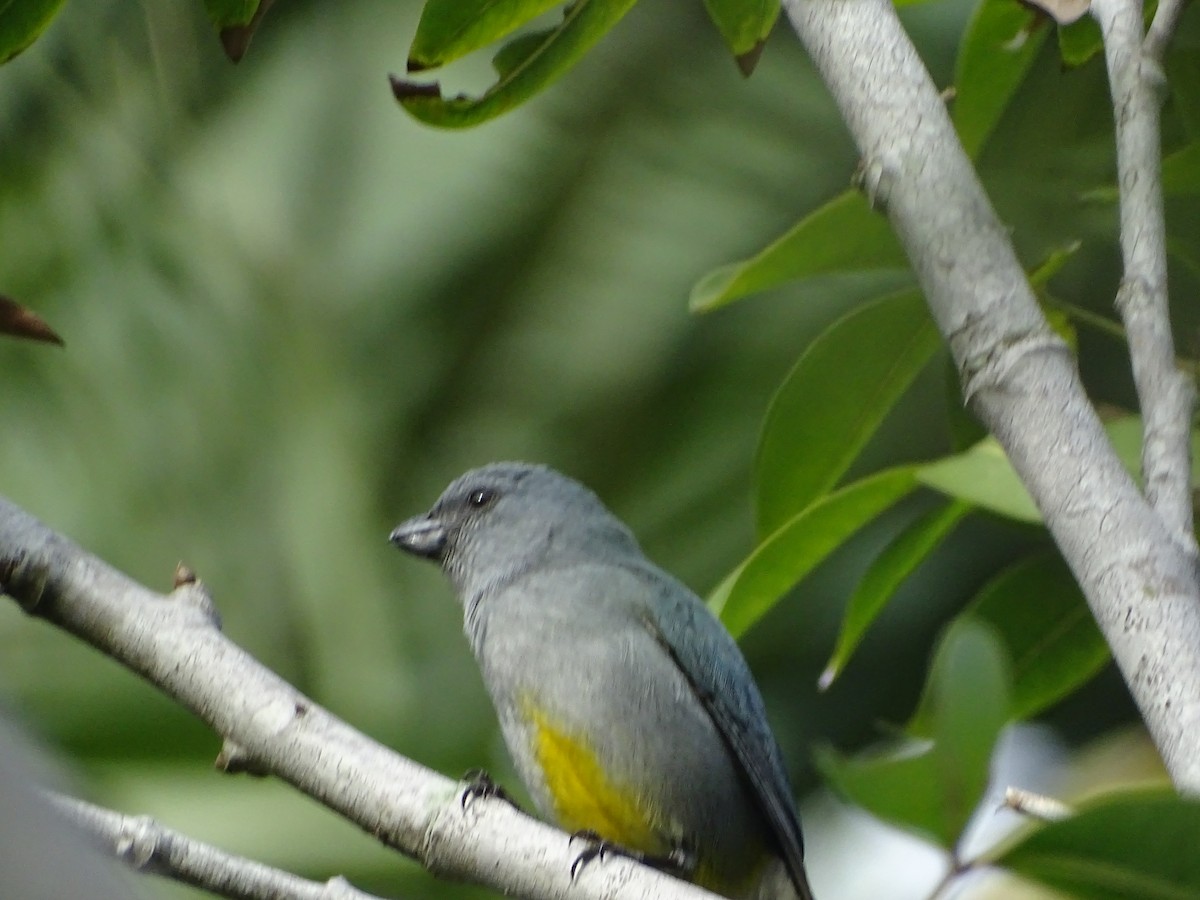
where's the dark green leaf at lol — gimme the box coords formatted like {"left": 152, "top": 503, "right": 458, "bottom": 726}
{"left": 820, "top": 620, "right": 1010, "bottom": 846}
{"left": 755, "top": 290, "right": 939, "bottom": 535}
{"left": 408, "top": 0, "right": 561, "bottom": 72}
{"left": 392, "top": 0, "right": 637, "bottom": 129}
{"left": 966, "top": 554, "right": 1108, "bottom": 721}
{"left": 212, "top": 0, "right": 272, "bottom": 62}
{"left": 1163, "top": 141, "right": 1200, "bottom": 196}
{"left": 203, "top": 0, "right": 258, "bottom": 29}
{"left": 699, "top": 0, "right": 779, "bottom": 75}
{"left": 1058, "top": 17, "right": 1104, "bottom": 67}
{"left": 493, "top": 28, "right": 554, "bottom": 77}
{"left": 1030, "top": 240, "right": 1083, "bottom": 287}
{"left": 996, "top": 789, "right": 1200, "bottom": 899}
{"left": 689, "top": 190, "right": 909, "bottom": 312}
{"left": 0, "top": 0, "right": 67, "bottom": 64}
{"left": 710, "top": 467, "right": 918, "bottom": 638}
{"left": 944, "top": 356, "right": 986, "bottom": 451}
{"left": 1165, "top": 49, "right": 1200, "bottom": 139}
{"left": 953, "top": 0, "right": 1048, "bottom": 158}
{"left": 821, "top": 500, "right": 971, "bottom": 689}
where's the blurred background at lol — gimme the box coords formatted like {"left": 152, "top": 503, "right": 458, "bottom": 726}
{"left": 1, "top": 0, "right": 1195, "bottom": 897}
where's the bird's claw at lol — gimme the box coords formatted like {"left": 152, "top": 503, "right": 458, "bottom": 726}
{"left": 460, "top": 769, "right": 519, "bottom": 811}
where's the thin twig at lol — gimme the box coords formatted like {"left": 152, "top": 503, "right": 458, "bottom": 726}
{"left": 47, "top": 792, "right": 382, "bottom": 900}
{"left": 1093, "top": 0, "right": 1197, "bottom": 550}
{"left": 1145, "top": 0, "right": 1189, "bottom": 63}
{"left": 1001, "top": 787, "right": 1074, "bottom": 823}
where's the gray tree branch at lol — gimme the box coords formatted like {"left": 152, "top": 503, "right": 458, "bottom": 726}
{"left": 0, "top": 497, "right": 718, "bottom": 900}
{"left": 780, "top": 0, "right": 1200, "bottom": 789}
{"left": 47, "top": 792, "right": 384, "bottom": 900}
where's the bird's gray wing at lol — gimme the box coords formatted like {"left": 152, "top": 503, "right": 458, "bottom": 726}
{"left": 634, "top": 565, "right": 813, "bottom": 900}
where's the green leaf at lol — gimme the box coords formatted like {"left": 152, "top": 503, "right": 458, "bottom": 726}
{"left": 1165, "top": 49, "right": 1200, "bottom": 139}
{"left": 392, "top": 0, "right": 637, "bottom": 129}
{"left": 710, "top": 467, "right": 918, "bottom": 638}
{"left": 0, "top": 0, "right": 67, "bottom": 64}
{"left": 996, "top": 789, "right": 1200, "bottom": 899}
{"left": 408, "top": 0, "right": 562, "bottom": 72}
{"left": 1029, "top": 240, "right": 1082, "bottom": 287}
{"left": 699, "top": 0, "right": 779, "bottom": 75}
{"left": 917, "top": 437, "right": 1041, "bottom": 523}
{"left": 754, "top": 291, "right": 940, "bottom": 535}
{"left": 953, "top": 0, "right": 1048, "bottom": 158}
{"left": 1163, "top": 141, "right": 1200, "bottom": 197}
{"left": 917, "top": 417, "right": 1200, "bottom": 523}
{"left": 820, "top": 500, "right": 971, "bottom": 689}
{"left": 815, "top": 741, "right": 949, "bottom": 845}
{"left": 205, "top": 0, "right": 269, "bottom": 62}
{"left": 819, "top": 620, "right": 1010, "bottom": 847}
{"left": 689, "top": 190, "right": 909, "bottom": 312}
{"left": 202, "top": 0, "right": 258, "bottom": 29}
{"left": 492, "top": 27, "right": 553, "bottom": 77}
{"left": 1058, "top": 16, "right": 1104, "bottom": 68}
{"left": 945, "top": 358, "right": 986, "bottom": 452}
{"left": 966, "top": 554, "right": 1109, "bottom": 721}
{"left": 1105, "top": 415, "right": 1200, "bottom": 484}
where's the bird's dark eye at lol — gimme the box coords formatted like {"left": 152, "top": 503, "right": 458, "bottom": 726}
{"left": 467, "top": 488, "right": 496, "bottom": 508}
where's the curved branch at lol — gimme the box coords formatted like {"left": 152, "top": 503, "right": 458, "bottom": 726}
{"left": 780, "top": 0, "right": 1200, "bottom": 790}
{"left": 0, "top": 498, "right": 717, "bottom": 900}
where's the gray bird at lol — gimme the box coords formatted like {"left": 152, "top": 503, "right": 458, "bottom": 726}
{"left": 390, "top": 462, "right": 815, "bottom": 900}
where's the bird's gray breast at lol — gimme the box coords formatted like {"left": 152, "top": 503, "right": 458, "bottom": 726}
{"left": 466, "top": 561, "right": 770, "bottom": 865}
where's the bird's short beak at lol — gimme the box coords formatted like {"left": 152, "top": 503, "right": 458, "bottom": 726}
{"left": 389, "top": 515, "right": 448, "bottom": 560}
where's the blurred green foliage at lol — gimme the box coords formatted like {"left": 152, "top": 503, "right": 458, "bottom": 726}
{"left": 1, "top": 0, "right": 1198, "bottom": 897}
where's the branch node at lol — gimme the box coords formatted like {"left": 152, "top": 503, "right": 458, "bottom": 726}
{"left": 173, "top": 561, "right": 197, "bottom": 588}
{"left": 215, "top": 738, "right": 270, "bottom": 777}
{"left": 170, "top": 580, "right": 222, "bottom": 630}
{"left": 853, "top": 153, "right": 900, "bottom": 212}
{"left": 956, "top": 329, "right": 1071, "bottom": 403}
{"left": 0, "top": 550, "right": 50, "bottom": 612}
{"left": 116, "top": 814, "right": 162, "bottom": 869}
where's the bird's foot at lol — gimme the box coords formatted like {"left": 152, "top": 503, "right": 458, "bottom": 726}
{"left": 568, "top": 830, "right": 694, "bottom": 881}
{"left": 460, "top": 769, "right": 520, "bottom": 811}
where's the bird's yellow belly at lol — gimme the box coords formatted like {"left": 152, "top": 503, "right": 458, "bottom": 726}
{"left": 526, "top": 702, "right": 668, "bottom": 855}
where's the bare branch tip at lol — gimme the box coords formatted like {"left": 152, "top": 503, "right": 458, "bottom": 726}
{"left": 173, "top": 562, "right": 197, "bottom": 588}
{"left": 1002, "top": 786, "right": 1074, "bottom": 821}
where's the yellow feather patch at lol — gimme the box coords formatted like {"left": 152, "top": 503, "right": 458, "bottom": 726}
{"left": 523, "top": 700, "right": 772, "bottom": 898}
{"left": 525, "top": 703, "right": 666, "bottom": 855}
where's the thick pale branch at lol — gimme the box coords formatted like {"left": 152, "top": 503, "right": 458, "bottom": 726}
{"left": 0, "top": 498, "right": 717, "bottom": 900}
{"left": 47, "top": 792, "right": 381, "bottom": 900}
{"left": 781, "top": 0, "right": 1200, "bottom": 790}
{"left": 1092, "top": 0, "right": 1197, "bottom": 549}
